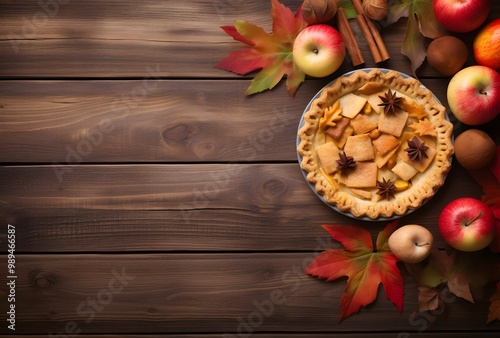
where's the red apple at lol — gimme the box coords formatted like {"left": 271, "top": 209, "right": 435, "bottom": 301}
{"left": 388, "top": 224, "right": 434, "bottom": 264}
{"left": 433, "top": 0, "right": 491, "bottom": 33}
{"left": 447, "top": 65, "right": 500, "bottom": 125}
{"left": 292, "top": 24, "right": 345, "bottom": 78}
{"left": 438, "top": 197, "right": 496, "bottom": 252}
{"left": 474, "top": 18, "right": 500, "bottom": 71}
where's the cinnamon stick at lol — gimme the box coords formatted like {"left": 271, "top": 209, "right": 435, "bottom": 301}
{"left": 356, "top": 13, "right": 383, "bottom": 63}
{"left": 352, "top": 0, "right": 390, "bottom": 62}
{"left": 367, "top": 18, "right": 391, "bottom": 61}
{"left": 337, "top": 8, "right": 364, "bottom": 66}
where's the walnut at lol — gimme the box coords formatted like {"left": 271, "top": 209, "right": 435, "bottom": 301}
{"left": 301, "top": 0, "right": 337, "bottom": 24}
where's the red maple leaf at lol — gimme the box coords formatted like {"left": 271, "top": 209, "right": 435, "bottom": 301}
{"left": 306, "top": 220, "right": 404, "bottom": 321}
{"left": 215, "top": 0, "right": 307, "bottom": 96}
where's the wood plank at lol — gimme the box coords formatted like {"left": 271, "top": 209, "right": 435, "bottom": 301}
{"left": 1, "top": 0, "right": 497, "bottom": 78}
{"left": 0, "top": 163, "right": 484, "bottom": 252}
{"left": 5, "top": 78, "right": 499, "bottom": 164}
{"left": 0, "top": 254, "right": 498, "bottom": 334}
{"left": 0, "top": 79, "right": 319, "bottom": 163}
{"left": 0, "top": 28, "right": 422, "bottom": 79}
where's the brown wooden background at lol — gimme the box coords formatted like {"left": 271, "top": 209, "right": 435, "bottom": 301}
{"left": 0, "top": 0, "right": 499, "bottom": 336}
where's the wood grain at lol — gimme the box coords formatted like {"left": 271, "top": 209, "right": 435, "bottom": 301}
{"left": 4, "top": 78, "right": 497, "bottom": 164}
{"left": 1, "top": 0, "right": 498, "bottom": 79}
{"left": 0, "top": 254, "right": 498, "bottom": 334}
{"left": 1, "top": 1, "right": 499, "bottom": 336}
{"left": 0, "top": 163, "right": 484, "bottom": 253}
{"left": 0, "top": 79, "right": 322, "bottom": 163}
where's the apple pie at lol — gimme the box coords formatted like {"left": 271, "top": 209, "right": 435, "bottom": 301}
{"left": 297, "top": 68, "right": 454, "bottom": 219}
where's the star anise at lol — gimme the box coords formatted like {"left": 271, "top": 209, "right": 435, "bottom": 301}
{"left": 336, "top": 151, "right": 356, "bottom": 175}
{"left": 405, "top": 136, "right": 429, "bottom": 162}
{"left": 376, "top": 178, "right": 396, "bottom": 200}
{"left": 378, "top": 89, "right": 403, "bottom": 115}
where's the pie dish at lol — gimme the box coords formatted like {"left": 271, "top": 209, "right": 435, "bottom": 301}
{"left": 297, "top": 68, "right": 454, "bottom": 220}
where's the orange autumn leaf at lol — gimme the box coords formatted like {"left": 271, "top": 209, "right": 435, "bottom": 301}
{"left": 417, "top": 285, "right": 440, "bottom": 313}
{"left": 469, "top": 166, "right": 500, "bottom": 206}
{"left": 415, "top": 284, "right": 457, "bottom": 317}
{"left": 467, "top": 147, "right": 500, "bottom": 206}
{"left": 215, "top": 0, "right": 307, "bottom": 96}
{"left": 406, "top": 249, "right": 492, "bottom": 304}
{"left": 306, "top": 220, "right": 404, "bottom": 321}
{"left": 406, "top": 249, "right": 500, "bottom": 319}
{"left": 487, "top": 281, "right": 500, "bottom": 323}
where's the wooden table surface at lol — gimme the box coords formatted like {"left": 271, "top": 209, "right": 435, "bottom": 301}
{"left": 1, "top": 0, "right": 499, "bottom": 336}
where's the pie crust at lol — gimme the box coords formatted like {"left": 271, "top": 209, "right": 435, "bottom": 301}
{"left": 297, "top": 69, "right": 454, "bottom": 219}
